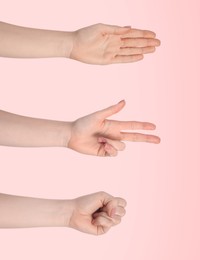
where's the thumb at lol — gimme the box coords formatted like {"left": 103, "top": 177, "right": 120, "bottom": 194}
{"left": 96, "top": 100, "right": 126, "bottom": 119}
{"left": 102, "top": 24, "right": 132, "bottom": 35}
{"left": 100, "top": 197, "right": 127, "bottom": 218}
{"left": 102, "top": 199, "right": 118, "bottom": 218}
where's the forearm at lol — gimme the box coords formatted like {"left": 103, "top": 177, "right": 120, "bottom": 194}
{"left": 0, "top": 193, "right": 72, "bottom": 228}
{"left": 0, "top": 21, "right": 73, "bottom": 58}
{"left": 0, "top": 110, "right": 71, "bottom": 147}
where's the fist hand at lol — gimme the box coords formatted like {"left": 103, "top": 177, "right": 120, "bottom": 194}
{"left": 69, "top": 192, "right": 127, "bottom": 235}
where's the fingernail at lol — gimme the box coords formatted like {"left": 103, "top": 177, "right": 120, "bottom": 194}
{"left": 154, "top": 137, "right": 161, "bottom": 144}
{"left": 124, "top": 26, "right": 132, "bottom": 28}
{"left": 157, "top": 137, "right": 161, "bottom": 143}
{"left": 118, "top": 99, "right": 125, "bottom": 104}
{"left": 156, "top": 39, "right": 161, "bottom": 46}
{"left": 150, "top": 124, "right": 156, "bottom": 129}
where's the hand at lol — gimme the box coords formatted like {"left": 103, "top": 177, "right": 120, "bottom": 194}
{"left": 68, "top": 192, "right": 126, "bottom": 235}
{"left": 69, "top": 23, "right": 160, "bottom": 64}
{"left": 67, "top": 100, "right": 160, "bottom": 156}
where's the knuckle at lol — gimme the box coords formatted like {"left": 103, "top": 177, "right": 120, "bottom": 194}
{"left": 132, "top": 133, "right": 137, "bottom": 141}
{"left": 122, "top": 208, "right": 126, "bottom": 216}
{"left": 120, "top": 38, "right": 126, "bottom": 47}
{"left": 97, "top": 23, "right": 103, "bottom": 27}
{"left": 99, "top": 191, "right": 106, "bottom": 197}
{"left": 130, "top": 121, "right": 136, "bottom": 129}
{"left": 140, "top": 48, "right": 144, "bottom": 54}
{"left": 148, "top": 39, "right": 154, "bottom": 46}
{"left": 116, "top": 218, "right": 121, "bottom": 225}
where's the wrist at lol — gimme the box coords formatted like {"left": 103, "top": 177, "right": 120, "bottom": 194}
{"left": 59, "top": 31, "right": 75, "bottom": 58}
{"left": 60, "top": 121, "right": 73, "bottom": 148}
{"left": 58, "top": 199, "right": 75, "bottom": 228}
{"left": 35, "top": 198, "right": 74, "bottom": 227}
{"left": 54, "top": 199, "right": 74, "bottom": 227}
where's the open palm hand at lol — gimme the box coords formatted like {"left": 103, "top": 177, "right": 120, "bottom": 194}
{"left": 70, "top": 23, "right": 160, "bottom": 64}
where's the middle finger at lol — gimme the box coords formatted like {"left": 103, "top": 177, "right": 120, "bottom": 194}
{"left": 121, "top": 38, "right": 160, "bottom": 48}
{"left": 121, "top": 132, "right": 161, "bottom": 143}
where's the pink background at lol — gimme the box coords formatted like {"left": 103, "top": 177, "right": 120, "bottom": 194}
{"left": 0, "top": 0, "right": 200, "bottom": 259}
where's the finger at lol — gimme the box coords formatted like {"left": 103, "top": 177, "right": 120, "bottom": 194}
{"left": 121, "top": 28, "right": 156, "bottom": 39}
{"left": 93, "top": 211, "right": 112, "bottom": 219}
{"left": 116, "top": 197, "right": 127, "bottom": 208}
{"left": 98, "top": 207, "right": 126, "bottom": 218}
{"left": 98, "top": 137, "right": 126, "bottom": 151}
{"left": 114, "top": 121, "right": 156, "bottom": 130}
{"left": 118, "top": 46, "right": 155, "bottom": 56}
{"left": 97, "top": 142, "right": 118, "bottom": 157}
{"left": 92, "top": 214, "right": 113, "bottom": 235}
{"left": 111, "top": 215, "right": 121, "bottom": 225}
{"left": 97, "top": 143, "right": 112, "bottom": 157}
{"left": 96, "top": 100, "right": 125, "bottom": 119}
{"left": 104, "top": 143, "right": 118, "bottom": 157}
{"left": 97, "top": 192, "right": 127, "bottom": 211}
{"left": 93, "top": 211, "right": 122, "bottom": 226}
{"left": 97, "top": 143, "right": 108, "bottom": 157}
{"left": 93, "top": 213, "right": 113, "bottom": 226}
{"left": 106, "top": 140, "right": 126, "bottom": 151}
{"left": 101, "top": 197, "right": 127, "bottom": 217}
{"left": 121, "top": 132, "right": 161, "bottom": 143}
{"left": 101, "top": 24, "right": 132, "bottom": 35}
{"left": 114, "top": 206, "right": 126, "bottom": 217}
{"left": 113, "top": 54, "right": 143, "bottom": 63}
{"left": 121, "top": 38, "right": 161, "bottom": 48}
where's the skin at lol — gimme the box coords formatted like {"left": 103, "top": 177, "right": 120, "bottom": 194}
{"left": 0, "top": 100, "right": 160, "bottom": 156}
{"left": 0, "top": 22, "right": 160, "bottom": 64}
{"left": 0, "top": 22, "right": 160, "bottom": 234}
{"left": 0, "top": 192, "right": 126, "bottom": 236}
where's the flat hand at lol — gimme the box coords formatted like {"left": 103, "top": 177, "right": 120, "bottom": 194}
{"left": 69, "top": 192, "right": 127, "bottom": 235}
{"left": 69, "top": 23, "right": 160, "bottom": 64}
{"left": 67, "top": 100, "right": 160, "bottom": 156}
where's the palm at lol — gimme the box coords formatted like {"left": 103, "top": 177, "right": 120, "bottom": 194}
{"left": 68, "top": 114, "right": 109, "bottom": 156}
{"left": 70, "top": 23, "right": 160, "bottom": 65}
{"left": 70, "top": 24, "right": 111, "bottom": 64}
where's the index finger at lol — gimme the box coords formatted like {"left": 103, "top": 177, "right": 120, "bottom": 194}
{"left": 109, "top": 120, "right": 156, "bottom": 130}
{"left": 121, "top": 28, "right": 156, "bottom": 39}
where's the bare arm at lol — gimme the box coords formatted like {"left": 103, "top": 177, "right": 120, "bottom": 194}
{"left": 0, "top": 101, "right": 160, "bottom": 156}
{"left": 0, "top": 192, "right": 126, "bottom": 235}
{"left": 0, "top": 193, "right": 70, "bottom": 228}
{"left": 0, "top": 21, "right": 160, "bottom": 64}
{"left": 0, "top": 21, "right": 73, "bottom": 58}
{"left": 0, "top": 110, "right": 71, "bottom": 147}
